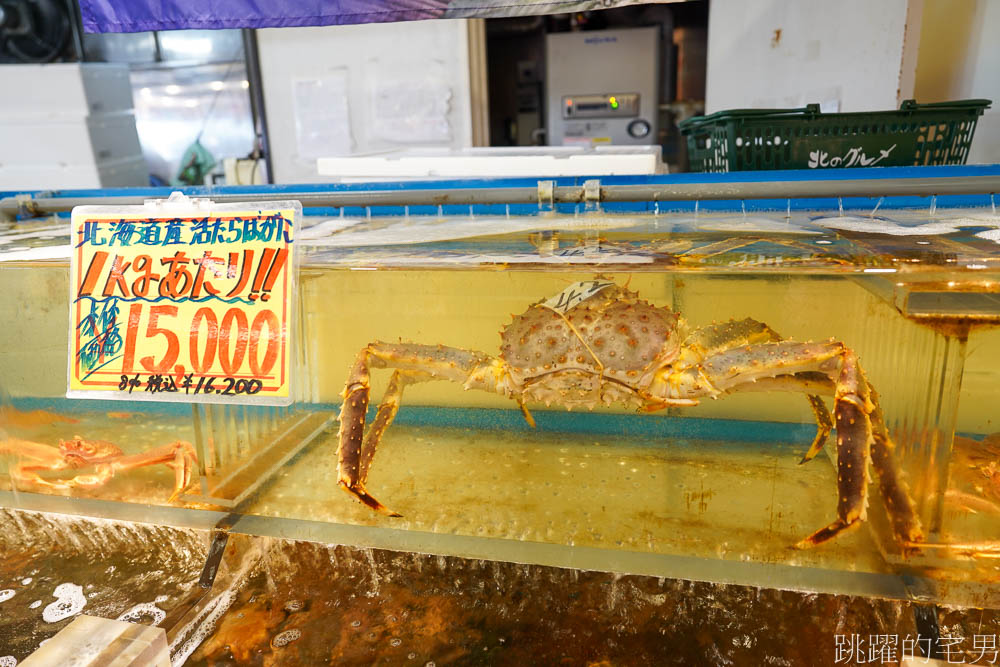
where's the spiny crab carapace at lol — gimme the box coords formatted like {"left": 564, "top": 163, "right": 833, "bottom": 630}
{"left": 336, "top": 279, "right": 923, "bottom": 549}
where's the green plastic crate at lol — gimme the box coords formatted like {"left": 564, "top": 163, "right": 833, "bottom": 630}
{"left": 679, "top": 99, "right": 992, "bottom": 173}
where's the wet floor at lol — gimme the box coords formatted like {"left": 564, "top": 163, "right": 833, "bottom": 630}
{"left": 1, "top": 508, "right": 998, "bottom": 666}
{"left": 0, "top": 509, "right": 207, "bottom": 661}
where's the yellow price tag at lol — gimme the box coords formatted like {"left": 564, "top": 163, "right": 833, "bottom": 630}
{"left": 68, "top": 195, "right": 299, "bottom": 405}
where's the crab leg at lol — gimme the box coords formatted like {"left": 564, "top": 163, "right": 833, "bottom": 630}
{"left": 338, "top": 342, "right": 507, "bottom": 516}
{"left": 721, "top": 372, "right": 835, "bottom": 463}
{"left": 676, "top": 340, "right": 916, "bottom": 547}
{"left": 683, "top": 320, "right": 835, "bottom": 463}
{"left": 358, "top": 370, "right": 437, "bottom": 489}
{"left": 867, "top": 384, "right": 922, "bottom": 544}
{"left": 3, "top": 436, "right": 112, "bottom": 491}
{"left": 798, "top": 349, "right": 874, "bottom": 546}
{"left": 3, "top": 437, "right": 75, "bottom": 472}
{"left": 98, "top": 441, "right": 197, "bottom": 502}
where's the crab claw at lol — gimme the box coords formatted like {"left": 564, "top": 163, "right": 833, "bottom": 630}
{"left": 103, "top": 440, "right": 197, "bottom": 503}
{"left": 796, "top": 518, "right": 862, "bottom": 549}
{"left": 164, "top": 441, "right": 198, "bottom": 503}
{"left": 338, "top": 480, "right": 402, "bottom": 517}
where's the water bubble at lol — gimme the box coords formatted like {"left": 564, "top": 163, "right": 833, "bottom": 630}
{"left": 0, "top": 656, "right": 16, "bottom": 667}
{"left": 284, "top": 600, "right": 304, "bottom": 613}
{"left": 21, "top": 578, "right": 32, "bottom": 585}
{"left": 169, "top": 590, "right": 235, "bottom": 667}
{"left": 390, "top": 638, "right": 402, "bottom": 647}
{"left": 351, "top": 620, "right": 361, "bottom": 628}
{"left": 426, "top": 662, "right": 436, "bottom": 667}
{"left": 0, "top": 590, "right": 14, "bottom": 603}
{"left": 272, "top": 629, "right": 301, "bottom": 648}
{"left": 117, "top": 602, "right": 166, "bottom": 626}
{"left": 408, "top": 654, "right": 417, "bottom": 660}
{"left": 42, "top": 583, "right": 86, "bottom": 623}
{"left": 30, "top": 601, "right": 41, "bottom": 609}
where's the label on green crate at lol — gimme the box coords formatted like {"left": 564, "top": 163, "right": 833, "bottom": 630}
{"left": 67, "top": 193, "right": 298, "bottom": 406}
{"left": 800, "top": 135, "right": 916, "bottom": 169}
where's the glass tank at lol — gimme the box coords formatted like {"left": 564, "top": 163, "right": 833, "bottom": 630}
{"left": 1, "top": 184, "right": 999, "bottom": 610}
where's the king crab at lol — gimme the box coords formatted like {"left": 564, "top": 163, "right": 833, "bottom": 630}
{"left": 1, "top": 435, "right": 196, "bottom": 502}
{"left": 336, "top": 279, "right": 924, "bottom": 549}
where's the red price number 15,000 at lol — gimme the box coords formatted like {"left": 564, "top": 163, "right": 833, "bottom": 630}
{"left": 120, "top": 303, "right": 281, "bottom": 382}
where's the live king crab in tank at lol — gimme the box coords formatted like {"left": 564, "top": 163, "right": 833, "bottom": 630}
{"left": 1, "top": 435, "right": 196, "bottom": 500}
{"left": 337, "top": 279, "right": 924, "bottom": 549}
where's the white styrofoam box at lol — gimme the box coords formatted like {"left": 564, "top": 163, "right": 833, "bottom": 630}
{"left": 0, "top": 111, "right": 143, "bottom": 167}
{"left": 0, "top": 63, "right": 135, "bottom": 116}
{"left": 317, "top": 146, "right": 665, "bottom": 180}
{"left": 0, "top": 155, "right": 148, "bottom": 190}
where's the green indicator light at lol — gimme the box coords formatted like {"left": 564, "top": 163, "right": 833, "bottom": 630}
{"left": 609, "top": 96, "right": 619, "bottom": 109}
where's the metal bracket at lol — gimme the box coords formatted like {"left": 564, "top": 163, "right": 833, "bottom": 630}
{"left": 583, "top": 179, "right": 602, "bottom": 211}
{"left": 0, "top": 194, "right": 36, "bottom": 226}
{"left": 537, "top": 180, "right": 554, "bottom": 212}
{"left": 198, "top": 528, "right": 231, "bottom": 589}
{"left": 14, "top": 194, "right": 38, "bottom": 219}
{"left": 912, "top": 603, "right": 945, "bottom": 659}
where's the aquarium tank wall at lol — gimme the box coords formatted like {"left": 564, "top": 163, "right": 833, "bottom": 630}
{"left": 1, "top": 166, "right": 999, "bottom": 614}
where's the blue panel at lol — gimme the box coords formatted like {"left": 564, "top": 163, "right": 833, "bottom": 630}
{"left": 5, "top": 164, "right": 1000, "bottom": 217}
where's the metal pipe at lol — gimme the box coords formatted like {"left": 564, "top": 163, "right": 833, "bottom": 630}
{"left": 152, "top": 30, "right": 163, "bottom": 63}
{"left": 597, "top": 176, "right": 1000, "bottom": 202}
{"left": 241, "top": 29, "right": 274, "bottom": 184}
{"left": 2, "top": 175, "right": 998, "bottom": 221}
{"left": 64, "top": 0, "right": 85, "bottom": 62}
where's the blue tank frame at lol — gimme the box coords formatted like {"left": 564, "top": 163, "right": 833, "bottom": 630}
{"left": 4, "top": 163, "right": 1000, "bottom": 219}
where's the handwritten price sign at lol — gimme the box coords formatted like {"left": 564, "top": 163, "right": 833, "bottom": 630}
{"left": 68, "top": 196, "right": 298, "bottom": 405}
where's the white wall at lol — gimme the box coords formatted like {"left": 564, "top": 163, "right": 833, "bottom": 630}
{"left": 705, "top": 0, "right": 920, "bottom": 114}
{"left": 914, "top": 0, "right": 1000, "bottom": 164}
{"left": 257, "top": 21, "right": 478, "bottom": 183}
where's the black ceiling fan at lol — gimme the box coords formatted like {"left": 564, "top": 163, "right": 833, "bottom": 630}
{"left": 0, "top": 0, "right": 70, "bottom": 63}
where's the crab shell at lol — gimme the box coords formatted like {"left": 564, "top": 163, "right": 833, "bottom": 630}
{"left": 499, "top": 284, "right": 683, "bottom": 408}
{"left": 59, "top": 436, "right": 123, "bottom": 466}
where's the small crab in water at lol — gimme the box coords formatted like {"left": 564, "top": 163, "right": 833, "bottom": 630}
{"left": 337, "top": 279, "right": 923, "bottom": 548}
{"left": 946, "top": 433, "right": 1000, "bottom": 515}
{"left": 1, "top": 435, "right": 196, "bottom": 501}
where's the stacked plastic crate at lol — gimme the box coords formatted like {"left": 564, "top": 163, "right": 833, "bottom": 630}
{"left": 0, "top": 63, "right": 148, "bottom": 190}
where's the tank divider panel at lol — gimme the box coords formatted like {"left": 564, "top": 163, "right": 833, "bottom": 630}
{"left": 852, "top": 276, "right": 1000, "bottom": 325}
{"left": 179, "top": 412, "right": 332, "bottom": 508}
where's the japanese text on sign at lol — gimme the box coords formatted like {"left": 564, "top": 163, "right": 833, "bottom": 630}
{"left": 69, "top": 200, "right": 297, "bottom": 405}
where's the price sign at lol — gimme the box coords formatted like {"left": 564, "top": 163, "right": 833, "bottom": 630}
{"left": 68, "top": 194, "right": 299, "bottom": 405}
